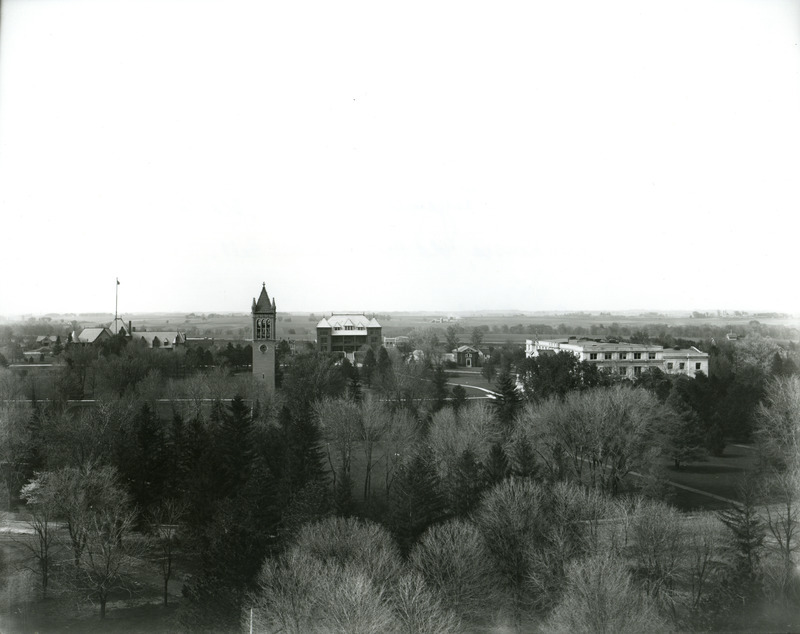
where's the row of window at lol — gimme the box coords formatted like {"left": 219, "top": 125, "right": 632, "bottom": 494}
{"left": 599, "top": 362, "right": 702, "bottom": 375}
{"left": 588, "top": 351, "right": 657, "bottom": 360}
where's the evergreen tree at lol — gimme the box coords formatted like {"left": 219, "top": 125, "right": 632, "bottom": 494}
{"left": 377, "top": 346, "right": 393, "bottom": 385}
{"left": 511, "top": 435, "right": 538, "bottom": 479}
{"left": 717, "top": 485, "right": 766, "bottom": 605}
{"left": 493, "top": 370, "right": 522, "bottom": 434}
{"left": 451, "top": 384, "right": 468, "bottom": 416}
{"left": 485, "top": 442, "right": 510, "bottom": 485}
{"left": 448, "top": 448, "right": 486, "bottom": 517}
{"left": 347, "top": 366, "right": 363, "bottom": 403}
{"left": 431, "top": 365, "right": 449, "bottom": 413}
{"left": 389, "top": 448, "right": 447, "bottom": 555}
{"left": 362, "top": 347, "right": 377, "bottom": 387}
{"left": 217, "top": 394, "right": 254, "bottom": 493}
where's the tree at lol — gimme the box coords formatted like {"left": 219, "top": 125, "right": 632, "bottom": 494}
{"left": 430, "top": 365, "right": 449, "bottom": 413}
{"left": 361, "top": 347, "right": 377, "bottom": 387}
{"left": 659, "top": 386, "right": 706, "bottom": 469}
{"left": 544, "top": 552, "right": 670, "bottom": 633}
{"left": 315, "top": 398, "right": 360, "bottom": 492}
{"left": 359, "top": 398, "right": 390, "bottom": 501}
{"left": 75, "top": 497, "right": 143, "bottom": 619}
{"left": 473, "top": 478, "right": 550, "bottom": 621}
{"left": 146, "top": 499, "right": 186, "bottom": 607}
{"left": 33, "top": 464, "right": 140, "bottom": 619}
{"left": 19, "top": 472, "right": 61, "bottom": 595}
{"left": 754, "top": 375, "right": 800, "bottom": 473}
{"left": 492, "top": 370, "right": 522, "bottom": 433}
{"left": 484, "top": 442, "right": 510, "bottom": 486}
{"left": 717, "top": 484, "right": 766, "bottom": 604}
{"left": 518, "top": 351, "right": 605, "bottom": 403}
{"left": 445, "top": 325, "right": 460, "bottom": 351}
{"left": 629, "top": 498, "right": 684, "bottom": 605}
{"left": 389, "top": 448, "right": 447, "bottom": 555}
{"left": 451, "top": 384, "right": 467, "bottom": 415}
{"left": 517, "top": 386, "right": 667, "bottom": 494}
{"left": 470, "top": 327, "right": 483, "bottom": 348}
{"left": 445, "top": 449, "right": 485, "bottom": 517}
{"left": 216, "top": 394, "right": 254, "bottom": 492}
{"left": 249, "top": 517, "right": 406, "bottom": 632}
{"left": 409, "top": 519, "right": 498, "bottom": 622}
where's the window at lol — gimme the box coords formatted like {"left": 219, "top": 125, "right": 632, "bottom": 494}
{"left": 256, "top": 318, "right": 267, "bottom": 339}
{"left": 589, "top": 353, "right": 598, "bottom": 360}
{"left": 633, "top": 366, "right": 642, "bottom": 375}
{"left": 633, "top": 352, "right": 642, "bottom": 360}
{"left": 679, "top": 362, "right": 685, "bottom": 370}
{"left": 648, "top": 352, "right": 656, "bottom": 360}
{"left": 667, "top": 362, "right": 674, "bottom": 370}
{"left": 345, "top": 325, "right": 354, "bottom": 331}
{"left": 695, "top": 362, "right": 702, "bottom": 370}
{"left": 618, "top": 367, "right": 627, "bottom": 376}
{"left": 604, "top": 353, "right": 613, "bottom": 360}
{"left": 619, "top": 352, "right": 627, "bottom": 360}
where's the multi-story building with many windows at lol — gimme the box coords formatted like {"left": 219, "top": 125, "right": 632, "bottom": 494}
{"left": 317, "top": 314, "right": 382, "bottom": 359}
{"left": 525, "top": 338, "right": 709, "bottom": 378}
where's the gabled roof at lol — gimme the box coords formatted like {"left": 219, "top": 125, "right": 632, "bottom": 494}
{"left": 317, "top": 317, "right": 332, "bottom": 328}
{"left": 455, "top": 345, "right": 479, "bottom": 353}
{"left": 133, "top": 331, "right": 185, "bottom": 347}
{"left": 76, "top": 328, "right": 112, "bottom": 344}
{"left": 253, "top": 283, "right": 274, "bottom": 313}
{"left": 322, "top": 314, "right": 380, "bottom": 329}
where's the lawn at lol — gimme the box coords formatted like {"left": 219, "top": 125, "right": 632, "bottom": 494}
{"left": 655, "top": 443, "right": 759, "bottom": 511}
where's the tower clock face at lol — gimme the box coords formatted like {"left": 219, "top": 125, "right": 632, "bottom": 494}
{"left": 259, "top": 343, "right": 268, "bottom": 353}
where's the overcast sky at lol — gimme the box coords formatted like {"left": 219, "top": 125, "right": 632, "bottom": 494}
{"left": 1, "top": 0, "right": 798, "bottom": 317}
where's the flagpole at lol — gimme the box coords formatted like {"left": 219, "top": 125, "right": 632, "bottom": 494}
{"left": 115, "top": 278, "right": 119, "bottom": 334}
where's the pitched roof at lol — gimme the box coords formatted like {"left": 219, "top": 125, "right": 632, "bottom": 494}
{"left": 76, "top": 328, "right": 112, "bottom": 343}
{"left": 455, "top": 345, "right": 479, "bottom": 353}
{"left": 323, "top": 314, "right": 380, "bottom": 329}
{"left": 253, "top": 284, "right": 274, "bottom": 313}
{"left": 132, "top": 331, "right": 185, "bottom": 347}
{"left": 317, "top": 317, "right": 331, "bottom": 328}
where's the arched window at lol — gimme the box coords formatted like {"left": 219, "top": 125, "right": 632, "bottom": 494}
{"left": 265, "top": 319, "right": 271, "bottom": 339}
{"left": 256, "top": 318, "right": 266, "bottom": 339}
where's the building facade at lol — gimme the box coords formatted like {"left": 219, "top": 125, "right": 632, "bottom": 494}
{"left": 252, "top": 283, "right": 277, "bottom": 391}
{"left": 525, "top": 338, "right": 709, "bottom": 378}
{"left": 454, "top": 345, "right": 482, "bottom": 368}
{"left": 317, "top": 314, "right": 381, "bottom": 358}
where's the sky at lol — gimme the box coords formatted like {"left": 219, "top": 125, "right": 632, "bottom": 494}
{"left": 1, "top": 0, "right": 799, "bottom": 317}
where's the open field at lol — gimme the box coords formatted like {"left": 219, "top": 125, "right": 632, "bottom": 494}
{"left": 16, "top": 310, "right": 800, "bottom": 346}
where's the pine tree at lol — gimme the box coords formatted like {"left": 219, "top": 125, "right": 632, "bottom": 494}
{"left": 431, "top": 365, "right": 449, "bottom": 413}
{"left": 451, "top": 384, "right": 468, "bottom": 416}
{"left": 511, "top": 435, "right": 538, "bottom": 479}
{"left": 485, "top": 442, "right": 510, "bottom": 485}
{"left": 347, "top": 366, "right": 363, "bottom": 403}
{"left": 493, "top": 370, "right": 522, "bottom": 434}
{"left": 717, "top": 485, "right": 766, "bottom": 604}
{"left": 389, "top": 448, "right": 446, "bottom": 555}
{"left": 449, "top": 448, "right": 486, "bottom": 517}
{"left": 217, "top": 394, "right": 254, "bottom": 493}
{"left": 362, "top": 347, "right": 377, "bottom": 387}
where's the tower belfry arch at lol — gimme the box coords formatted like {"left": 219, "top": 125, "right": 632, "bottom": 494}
{"left": 251, "top": 282, "right": 276, "bottom": 392}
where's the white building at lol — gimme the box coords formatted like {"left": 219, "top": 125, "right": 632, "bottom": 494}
{"left": 525, "top": 338, "right": 709, "bottom": 378}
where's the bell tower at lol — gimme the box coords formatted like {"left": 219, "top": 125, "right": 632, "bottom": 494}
{"left": 251, "top": 282, "right": 276, "bottom": 391}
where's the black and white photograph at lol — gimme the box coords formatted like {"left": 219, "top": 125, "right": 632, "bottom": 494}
{"left": 1, "top": 0, "right": 799, "bottom": 631}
